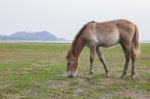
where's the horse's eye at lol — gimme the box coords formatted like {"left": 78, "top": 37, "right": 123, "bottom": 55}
{"left": 68, "top": 62, "right": 71, "bottom": 66}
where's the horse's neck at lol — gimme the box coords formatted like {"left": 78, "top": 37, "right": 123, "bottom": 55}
{"left": 71, "top": 37, "right": 85, "bottom": 59}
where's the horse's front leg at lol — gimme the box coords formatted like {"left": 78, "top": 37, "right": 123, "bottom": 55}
{"left": 96, "top": 47, "right": 109, "bottom": 77}
{"left": 88, "top": 47, "right": 96, "bottom": 78}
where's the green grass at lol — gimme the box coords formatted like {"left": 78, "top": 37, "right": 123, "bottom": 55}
{"left": 0, "top": 43, "right": 149, "bottom": 99}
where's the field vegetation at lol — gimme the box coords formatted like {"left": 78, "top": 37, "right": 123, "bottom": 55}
{"left": 0, "top": 43, "right": 149, "bottom": 99}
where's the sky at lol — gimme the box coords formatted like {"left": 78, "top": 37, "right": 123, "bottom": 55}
{"left": 0, "top": 0, "right": 149, "bottom": 41}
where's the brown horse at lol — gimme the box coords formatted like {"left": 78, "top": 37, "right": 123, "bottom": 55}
{"left": 66, "top": 19, "right": 140, "bottom": 79}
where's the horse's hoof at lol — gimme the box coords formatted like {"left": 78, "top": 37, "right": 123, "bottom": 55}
{"left": 90, "top": 70, "right": 94, "bottom": 74}
{"left": 131, "top": 75, "right": 136, "bottom": 80}
{"left": 105, "top": 73, "right": 109, "bottom": 78}
{"left": 87, "top": 75, "right": 92, "bottom": 79}
{"left": 120, "top": 75, "right": 124, "bottom": 79}
{"left": 120, "top": 72, "right": 127, "bottom": 79}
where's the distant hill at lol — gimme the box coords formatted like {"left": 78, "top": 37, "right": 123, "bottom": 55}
{"left": 0, "top": 31, "right": 65, "bottom": 41}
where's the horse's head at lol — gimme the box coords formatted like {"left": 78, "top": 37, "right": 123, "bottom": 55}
{"left": 66, "top": 51, "right": 78, "bottom": 78}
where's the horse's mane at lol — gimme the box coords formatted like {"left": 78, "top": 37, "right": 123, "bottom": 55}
{"left": 69, "top": 21, "right": 95, "bottom": 54}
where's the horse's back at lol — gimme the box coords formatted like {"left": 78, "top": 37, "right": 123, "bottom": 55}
{"left": 84, "top": 20, "right": 120, "bottom": 47}
{"left": 83, "top": 19, "right": 136, "bottom": 48}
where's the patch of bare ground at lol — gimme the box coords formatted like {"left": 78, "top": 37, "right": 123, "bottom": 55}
{"left": 137, "top": 66, "right": 150, "bottom": 75}
{"left": 103, "top": 90, "right": 150, "bottom": 99}
{"left": 2, "top": 93, "right": 20, "bottom": 99}
{"left": 73, "top": 88, "right": 83, "bottom": 97}
{"left": 76, "top": 77, "right": 86, "bottom": 83}
{"left": 32, "top": 62, "right": 41, "bottom": 68}
{"left": 0, "top": 81, "right": 14, "bottom": 89}
{"left": 100, "top": 77, "right": 125, "bottom": 86}
{"left": 47, "top": 80, "right": 70, "bottom": 89}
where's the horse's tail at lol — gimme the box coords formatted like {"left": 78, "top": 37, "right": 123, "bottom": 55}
{"left": 131, "top": 25, "right": 140, "bottom": 57}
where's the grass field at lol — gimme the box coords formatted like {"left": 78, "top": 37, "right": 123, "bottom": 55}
{"left": 0, "top": 43, "right": 149, "bottom": 99}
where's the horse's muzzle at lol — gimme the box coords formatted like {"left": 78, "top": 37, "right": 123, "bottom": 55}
{"left": 68, "top": 74, "right": 73, "bottom": 78}
{"left": 67, "top": 71, "right": 75, "bottom": 78}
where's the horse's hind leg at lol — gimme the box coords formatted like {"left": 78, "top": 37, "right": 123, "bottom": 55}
{"left": 120, "top": 43, "right": 131, "bottom": 79}
{"left": 131, "top": 55, "right": 136, "bottom": 79}
{"left": 96, "top": 47, "right": 109, "bottom": 77}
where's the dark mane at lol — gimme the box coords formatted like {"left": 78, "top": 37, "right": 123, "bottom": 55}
{"left": 69, "top": 21, "right": 95, "bottom": 54}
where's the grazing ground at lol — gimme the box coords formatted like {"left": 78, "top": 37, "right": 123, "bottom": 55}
{"left": 0, "top": 43, "right": 149, "bottom": 99}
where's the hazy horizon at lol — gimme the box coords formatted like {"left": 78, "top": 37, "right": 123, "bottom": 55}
{"left": 0, "top": 0, "right": 149, "bottom": 41}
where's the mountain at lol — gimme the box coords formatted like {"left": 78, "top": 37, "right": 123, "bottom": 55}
{"left": 0, "top": 31, "right": 65, "bottom": 41}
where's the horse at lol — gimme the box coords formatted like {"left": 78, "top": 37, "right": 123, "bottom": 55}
{"left": 66, "top": 19, "right": 140, "bottom": 79}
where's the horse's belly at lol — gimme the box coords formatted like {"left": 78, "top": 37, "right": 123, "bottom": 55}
{"left": 99, "top": 33, "right": 119, "bottom": 47}
{"left": 99, "top": 39, "right": 119, "bottom": 48}
{"left": 90, "top": 32, "right": 120, "bottom": 47}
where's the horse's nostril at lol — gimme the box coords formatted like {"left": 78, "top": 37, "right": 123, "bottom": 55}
{"left": 68, "top": 75, "right": 73, "bottom": 78}
{"left": 68, "top": 73, "right": 73, "bottom": 78}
